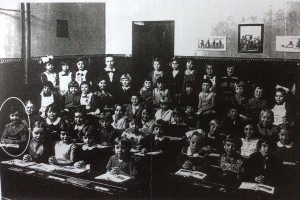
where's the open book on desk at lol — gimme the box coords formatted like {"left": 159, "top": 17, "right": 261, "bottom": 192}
{"left": 95, "top": 172, "right": 132, "bottom": 183}
{"left": 2, "top": 159, "right": 36, "bottom": 167}
{"left": 175, "top": 169, "right": 207, "bottom": 180}
{"left": 0, "top": 143, "right": 19, "bottom": 148}
{"left": 134, "top": 151, "right": 163, "bottom": 156}
{"left": 28, "top": 163, "right": 89, "bottom": 174}
{"left": 239, "top": 182, "right": 275, "bottom": 194}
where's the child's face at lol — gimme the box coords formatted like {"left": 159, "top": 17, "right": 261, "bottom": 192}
{"left": 279, "top": 130, "right": 290, "bottom": 145}
{"left": 141, "top": 109, "right": 151, "bottom": 121}
{"left": 131, "top": 96, "right": 139, "bottom": 106}
{"left": 160, "top": 103, "right": 168, "bottom": 111}
{"left": 129, "top": 121, "right": 138, "bottom": 132}
{"left": 190, "top": 135, "right": 202, "bottom": 153}
{"left": 260, "top": 112, "right": 273, "bottom": 127}
{"left": 77, "top": 61, "right": 85, "bottom": 70}
{"left": 98, "top": 80, "right": 107, "bottom": 90}
{"left": 25, "top": 103, "right": 35, "bottom": 115}
{"left": 99, "top": 119, "right": 110, "bottom": 127}
{"left": 206, "top": 65, "right": 213, "bottom": 75}
{"left": 81, "top": 84, "right": 89, "bottom": 94}
{"left": 69, "top": 87, "right": 78, "bottom": 94}
{"left": 235, "top": 86, "right": 244, "bottom": 95}
{"left": 43, "top": 86, "right": 51, "bottom": 94}
{"left": 47, "top": 109, "right": 57, "bottom": 120}
{"left": 224, "top": 141, "right": 236, "bottom": 156}
{"left": 260, "top": 143, "right": 270, "bottom": 157}
{"left": 45, "top": 63, "right": 54, "bottom": 72}
{"left": 60, "top": 131, "right": 71, "bottom": 144}
{"left": 174, "top": 114, "right": 183, "bottom": 124}
{"left": 115, "top": 143, "right": 129, "bottom": 159}
{"left": 186, "top": 61, "right": 193, "bottom": 70}
{"left": 121, "top": 78, "right": 130, "bottom": 87}
{"left": 153, "top": 126, "right": 165, "bottom": 137}
{"left": 105, "top": 57, "right": 114, "bottom": 68}
{"left": 186, "top": 106, "right": 194, "bottom": 114}
{"left": 83, "top": 135, "right": 95, "bottom": 146}
{"left": 275, "top": 91, "right": 285, "bottom": 104}
{"left": 157, "top": 82, "right": 164, "bottom": 90}
{"left": 62, "top": 64, "right": 69, "bottom": 72}
{"left": 153, "top": 61, "right": 161, "bottom": 71}
{"left": 254, "top": 87, "right": 263, "bottom": 99}
{"left": 32, "top": 127, "right": 46, "bottom": 143}
{"left": 171, "top": 61, "right": 179, "bottom": 70}
{"left": 229, "top": 108, "right": 239, "bottom": 119}
{"left": 227, "top": 66, "right": 234, "bottom": 76}
{"left": 10, "top": 112, "right": 20, "bottom": 124}
{"left": 202, "top": 83, "right": 211, "bottom": 92}
{"left": 144, "top": 81, "right": 152, "bottom": 90}
{"left": 209, "top": 120, "right": 219, "bottom": 134}
{"left": 186, "top": 86, "right": 193, "bottom": 93}
{"left": 244, "top": 125, "right": 255, "bottom": 139}
{"left": 74, "top": 112, "right": 84, "bottom": 125}
{"left": 115, "top": 106, "right": 123, "bottom": 115}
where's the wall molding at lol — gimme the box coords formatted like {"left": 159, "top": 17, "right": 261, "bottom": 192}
{"left": 2, "top": 55, "right": 300, "bottom": 64}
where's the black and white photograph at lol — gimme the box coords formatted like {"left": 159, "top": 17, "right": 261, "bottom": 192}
{"left": 276, "top": 36, "right": 300, "bottom": 52}
{"left": 238, "top": 24, "right": 264, "bottom": 53}
{"left": 0, "top": 0, "right": 299, "bottom": 199}
{"left": 197, "top": 36, "right": 226, "bottom": 51}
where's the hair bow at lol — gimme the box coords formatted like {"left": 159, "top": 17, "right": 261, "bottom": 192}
{"left": 40, "top": 55, "right": 54, "bottom": 64}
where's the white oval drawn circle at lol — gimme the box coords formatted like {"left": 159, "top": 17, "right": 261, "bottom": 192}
{"left": 0, "top": 97, "right": 31, "bottom": 157}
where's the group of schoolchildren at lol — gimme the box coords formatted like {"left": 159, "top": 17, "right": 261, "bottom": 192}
{"left": 1, "top": 55, "right": 298, "bottom": 191}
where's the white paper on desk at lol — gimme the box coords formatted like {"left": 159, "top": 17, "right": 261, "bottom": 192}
{"left": 28, "top": 163, "right": 57, "bottom": 172}
{"left": 96, "top": 144, "right": 110, "bottom": 149}
{"left": 0, "top": 143, "right": 19, "bottom": 148}
{"left": 134, "top": 152, "right": 145, "bottom": 156}
{"left": 1, "top": 159, "right": 36, "bottom": 167}
{"left": 175, "top": 169, "right": 194, "bottom": 177}
{"left": 283, "top": 161, "right": 296, "bottom": 166}
{"left": 239, "top": 182, "right": 258, "bottom": 190}
{"left": 130, "top": 148, "right": 140, "bottom": 153}
{"left": 56, "top": 165, "right": 90, "bottom": 174}
{"left": 239, "top": 182, "right": 275, "bottom": 194}
{"left": 256, "top": 184, "right": 275, "bottom": 194}
{"left": 147, "top": 151, "right": 162, "bottom": 155}
{"left": 175, "top": 169, "right": 207, "bottom": 180}
{"left": 95, "top": 172, "right": 132, "bottom": 183}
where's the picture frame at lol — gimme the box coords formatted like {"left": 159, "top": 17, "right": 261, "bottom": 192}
{"left": 197, "top": 36, "right": 226, "bottom": 51}
{"left": 238, "top": 24, "right": 264, "bottom": 53}
{"left": 275, "top": 36, "right": 300, "bottom": 52}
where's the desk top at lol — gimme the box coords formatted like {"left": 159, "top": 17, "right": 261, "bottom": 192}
{"left": 1, "top": 159, "right": 132, "bottom": 195}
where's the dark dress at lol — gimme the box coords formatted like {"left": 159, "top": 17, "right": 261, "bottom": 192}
{"left": 244, "top": 152, "right": 283, "bottom": 186}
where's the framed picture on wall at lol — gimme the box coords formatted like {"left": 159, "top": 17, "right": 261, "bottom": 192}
{"left": 238, "top": 24, "right": 264, "bottom": 53}
{"left": 197, "top": 36, "right": 226, "bottom": 51}
{"left": 275, "top": 36, "right": 300, "bottom": 52}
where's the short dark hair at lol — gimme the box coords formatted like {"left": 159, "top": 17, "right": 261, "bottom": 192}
{"left": 68, "top": 81, "right": 79, "bottom": 89}
{"left": 223, "top": 135, "right": 242, "bottom": 150}
{"left": 257, "top": 137, "right": 275, "bottom": 150}
{"left": 45, "top": 104, "right": 60, "bottom": 117}
{"left": 43, "top": 81, "right": 54, "bottom": 89}
{"left": 113, "top": 137, "right": 132, "bottom": 150}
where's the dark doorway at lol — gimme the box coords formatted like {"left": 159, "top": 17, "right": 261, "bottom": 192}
{"left": 132, "top": 21, "right": 174, "bottom": 88}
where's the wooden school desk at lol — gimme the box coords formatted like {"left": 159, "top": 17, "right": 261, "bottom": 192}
{"left": 0, "top": 160, "right": 139, "bottom": 199}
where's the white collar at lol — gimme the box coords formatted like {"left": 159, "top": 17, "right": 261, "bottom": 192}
{"left": 46, "top": 117, "right": 61, "bottom": 125}
{"left": 122, "top": 86, "right": 130, "bottom": 91}
{"left": 104, "top": 67, "right": 115, "bottom": 72}
{"left": 277, "top": 141, "right": 293, "bottom": 148}
{"left": 74, "top": 124, "right": 85, "bottom": 130}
